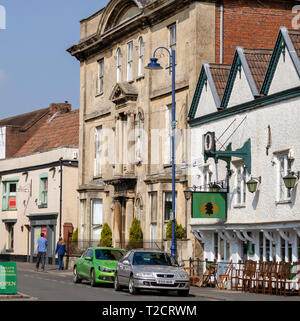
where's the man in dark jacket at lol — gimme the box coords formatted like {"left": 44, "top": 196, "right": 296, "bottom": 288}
{"left": 55, "top": 238, "right": 66, "bottom": 270}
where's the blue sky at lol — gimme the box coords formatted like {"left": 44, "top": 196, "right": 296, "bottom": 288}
{"left": 0, "top": 0, "right": 109, "bottom": 119}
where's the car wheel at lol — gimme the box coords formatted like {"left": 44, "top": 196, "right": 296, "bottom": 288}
{"left": 114, "top": 274, "right": 121, "bottom": 291}
{"left": 90, "top": 269, "right": 97, "bottom": 287}
{"left": 73, "top": 266, "right": 82, "bottom": 284}
{"left": 128, "top": 275, "right": 138, "bottom": 295}
{"left": 178, "top": 289, "right": 189, "bottom": 297}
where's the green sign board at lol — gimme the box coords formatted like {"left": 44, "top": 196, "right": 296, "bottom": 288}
{"left": 0, "top": 262, "right": 18, "bottom": 294}
{"left": 192, "top": 192, "right": 227, "bottom": 219}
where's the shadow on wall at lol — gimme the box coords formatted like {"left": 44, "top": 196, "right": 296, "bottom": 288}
{"left": 251, "top": 190, "right": 260, "bottom": 210}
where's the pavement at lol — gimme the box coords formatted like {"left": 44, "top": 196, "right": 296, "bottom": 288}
{"left": 3, "top": 262, "right": 300, "bottom": 301}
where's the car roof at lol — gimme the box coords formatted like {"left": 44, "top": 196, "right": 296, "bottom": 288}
{"left": 88, "top": 247, "right": 127, "bottom": 251}
{"left": 129, "top": 249, "right": 169, "bottom": 253}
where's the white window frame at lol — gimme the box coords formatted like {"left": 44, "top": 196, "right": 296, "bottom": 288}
{"left": 163, "top": 191, "right": 177, "bottom": 238}
{"left": 163, "top": 105, "right": 172, "bottom": 165}
{"left": 91, "top": 199, "right": 103, "bottom": 241}
{"left": 168, "top": 23, "right": 176, "bottom": 53}
{"left": 201, "top": 166, "right": 212, "bottom": 192}
{"left": 149, "top": 192, "right": 158, "bottom": 242}
{"left": 135, "top": 113, "right": 143, "bottom": 162}
{"left": 127, "top": 41, "right": 133, "bottom": 82}
{"left": 98, "top": 59, "right": 104, "bottom": 94}
{"left": 234, "top": 163, "right": 247, "bottom": 206}
{"left": 94, "top": 126, "right": 103, "bottom": 177}
{"left": 138, "top": 37, "right": 144, "bottom": 77}
{"left": 275, "top": 152, "right": 292, "bottom": 202}
{"left": 117, "top": 48, "right": 122, "bottom": 83}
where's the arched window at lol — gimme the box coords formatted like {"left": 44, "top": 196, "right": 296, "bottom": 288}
{"left": 117, "top": 48, "right": 122, "bottom": 83}
{"left": 138, "top": 37, "right": 144, "bottom": 77}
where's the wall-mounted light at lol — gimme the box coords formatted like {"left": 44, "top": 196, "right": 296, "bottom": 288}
{"left": 283, "top": 171, "right": 300, "bottom": 190}
{"left": 184, "top": 187, "right": 193, "bottom": 201}
{"left": 246, "top": 176, "right": 261, "bottom": 193}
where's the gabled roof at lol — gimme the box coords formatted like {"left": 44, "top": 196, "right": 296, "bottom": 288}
{"left": 14, "top": 110, "right": 79, "bottom": 157}
{"left": 0, "top": 107, "right": 50, "bottom": 131}
{"left": 188, "top": 63, "right": 231, "bottom": 119}
{"left": 220, "top": 47, "right": 272, "bottom": 108}
{"left": 261, "top": 26, "right": 300, "bottom": 95}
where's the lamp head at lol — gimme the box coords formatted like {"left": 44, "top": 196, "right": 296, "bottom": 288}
{"left": 145, "top": 58, "right": 163, "bottom": 70}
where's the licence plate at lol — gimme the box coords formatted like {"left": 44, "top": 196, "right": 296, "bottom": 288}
{"left": 157, "top": 279, "right": 174, "bottom": 285}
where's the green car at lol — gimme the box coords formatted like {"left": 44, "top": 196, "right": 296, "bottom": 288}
{"left": 73, "top": 247, "right": 127, "bottom": 287}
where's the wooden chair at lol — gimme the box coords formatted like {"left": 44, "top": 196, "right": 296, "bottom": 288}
{"left": 218, "top": 261, "right": 233, "bottom": 290}
{"left": 285, "top": 262, "right": 300, "bottom": 296}
{"left": 254, "top": 261, "right": 272, "bottom": 294}
{"left": 202, "top": 263, "right": 218, "bottom": 287}
{"left": 267, "top": 262, "right": 279, "bottom": 295}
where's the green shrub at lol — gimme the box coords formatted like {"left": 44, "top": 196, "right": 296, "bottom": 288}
{"left": 166, "top": 220, "right": 186, "bottom": 240}
{"left": 99, "top": 223, "right": 112, "bottom": 247}
{"left": 128, "top": 218, "right": 143, "bottom": 249}
{"left": 71, "top": 228, "right": 78, "bottom": 243}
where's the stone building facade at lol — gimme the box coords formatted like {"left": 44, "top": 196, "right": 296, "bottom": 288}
{"left": 68, "top": 0, "right": 298, "bottom": 260}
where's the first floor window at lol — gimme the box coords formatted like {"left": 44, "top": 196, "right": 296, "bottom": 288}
{"left": 235, "top": 163, "right": 246, "bottom": 205}
{"left": 91, "top": 199, "right": 103, "bottom": 240}
{"left": 94, "top": 126, "right": 103, "bottom": 176}
{"left": 276, "top": 152, "right": 292, "bottom": 202}
{"left": 201, "top": 166, "right": 212, "bottom": 191}
{"left": 98, "top": 58, "right": 104, "bottom": 94}
{"left": 127, "top": 41, "right": 133, "bottom": 81}
{"left": 2, "top": 179, "right": 18, "bottom": 211}
{"left": 39, "top": 174, "right": 48, "bottom": 207}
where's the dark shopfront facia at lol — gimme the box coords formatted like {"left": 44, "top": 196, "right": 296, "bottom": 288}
{"left": 27, "top": 213, "right": 58, "bottom": 265}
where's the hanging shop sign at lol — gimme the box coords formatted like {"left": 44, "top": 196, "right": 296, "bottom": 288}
{"left": 0, "top": 262, "right": 18, "bottom": 294}
{"left": 192, "top": 192, "right": 227, "bottom": 219}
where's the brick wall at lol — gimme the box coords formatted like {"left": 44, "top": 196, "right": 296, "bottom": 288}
{"left": 215, "top": 0, "right": 297, "bottom": 64}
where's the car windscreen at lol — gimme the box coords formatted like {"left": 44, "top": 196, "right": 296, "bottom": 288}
{"left": 133, "top": 252, "right": 178, "bottom": 266}
{"left": 95, "top": 249, "right": 125, "bottom": 261}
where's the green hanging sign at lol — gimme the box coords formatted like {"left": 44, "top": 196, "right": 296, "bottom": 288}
{"left": 192, "top": 192, "right": 227, "bottom": 219}
{"left": 0, "top": 262, "right": 18, "bottom": 294}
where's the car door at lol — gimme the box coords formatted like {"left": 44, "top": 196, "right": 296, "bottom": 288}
{"left": 122, "top": 252, "right": 134, "bottom": 285}
{"left": 118, "top": 252, "right": 131, "bottom": 285}
{"left": 82, "top": 248, "right": 94, "bottom": 279}
{"left": 76, "top": 250, "right": 87, "bottom": 277}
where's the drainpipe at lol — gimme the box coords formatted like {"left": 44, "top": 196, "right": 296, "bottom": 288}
{"left": 219, "top": 1, "right": 224, "bottom": 64}
{"left": 59, "top": 157, "right": 63, "bottom": 238}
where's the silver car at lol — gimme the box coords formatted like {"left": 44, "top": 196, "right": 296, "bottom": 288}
{"left": 114, "top": 249, "right": 190, "bottom": 296}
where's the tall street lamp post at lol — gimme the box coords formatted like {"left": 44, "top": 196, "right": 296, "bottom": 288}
{"left": 146, "top": 47, "right": 177, "bottom": 259}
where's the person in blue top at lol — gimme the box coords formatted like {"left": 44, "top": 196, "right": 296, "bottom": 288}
{"left": 35, "top": 232, "right": 48, "bottom": 272}
{"left": 55, "top": 238, "right": 67, "bottom": 270}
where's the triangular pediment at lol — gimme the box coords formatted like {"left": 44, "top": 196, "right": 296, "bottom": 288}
{"left": 109, "top": 82, "right": 138, "bottom": 104}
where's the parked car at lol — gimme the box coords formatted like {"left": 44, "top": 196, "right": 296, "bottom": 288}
{"left": 73, "top": 247, "right": 127, "bottom": 286}
{"left": 114, "top": 249, "right": 190, "bottom": 296}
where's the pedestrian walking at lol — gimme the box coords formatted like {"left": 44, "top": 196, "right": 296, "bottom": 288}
{"left": 36, "top": 232, "right": 48, "bottom": 272}
{"left": 55, "top": 238, "right": 66, "bottom": 270}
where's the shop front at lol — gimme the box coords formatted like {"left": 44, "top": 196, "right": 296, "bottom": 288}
{"left": 27, "top": 213, "right": 58, "bottom": 265}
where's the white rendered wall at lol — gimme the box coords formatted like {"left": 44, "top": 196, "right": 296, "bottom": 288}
{"left": 227, "top": 66, "right": 254, "bottom": 108}
{"left": 268, "top": 48, "right": 300, "bottom": 95}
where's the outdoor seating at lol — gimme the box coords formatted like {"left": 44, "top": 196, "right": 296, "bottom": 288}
{"left": 201, "top": 263, "right": 219, "bottom": 288}
{"left": 218, "top": 261, "right": 233, "bottom": 290}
